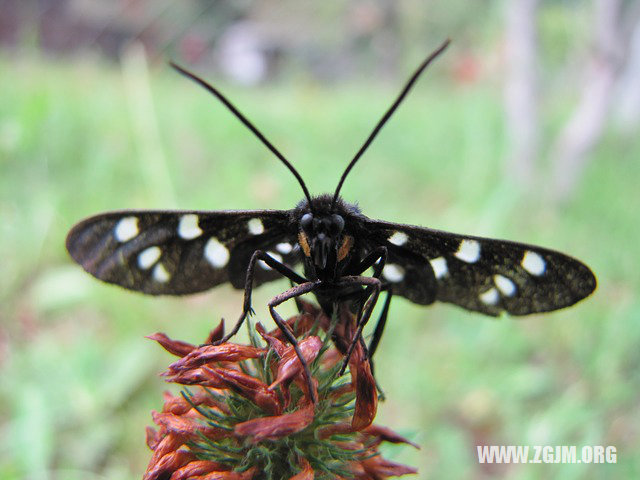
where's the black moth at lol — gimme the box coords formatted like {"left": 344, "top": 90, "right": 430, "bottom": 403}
{"left": 66, "top": 40, "right": 596, "bottom": 402}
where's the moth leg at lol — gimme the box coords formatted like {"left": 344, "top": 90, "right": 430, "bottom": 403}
{"left": 290, "top": 279, "right": 305, "bottom": 314}
{"left": 354, "top": 246, "right": 388, "bottom": 278}
{"left": 338, "top": 275, "right": 382, "bottom": 376}
{"left": 334, "top": 248, "right": 388, "bottom": 374}
{"left": 341, "top": 246, "right": 388, "bottom": 365}
{"left": 367, "top": 287, "right": 392, "bottom": 376}
{"left": 218, "top": 250, "right": 307, "bottom": 344}
{"left": 350, "top": 246, "right": 387, "bottom": 327}
{"left": 349, "top": 286, "right": 391, "bottom": 399}
{"left": 268, "top": 281, "right": 321, "bottom": 404}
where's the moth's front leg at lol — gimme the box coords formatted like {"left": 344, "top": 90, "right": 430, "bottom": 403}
{"left": 268, "top": 281, "right": 321, "bottom": 403}
{"left": 217, "top": 250, "right": 307, "bottom": 344}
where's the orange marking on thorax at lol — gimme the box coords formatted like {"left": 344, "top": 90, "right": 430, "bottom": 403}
{"left": 298, "top": 231, "right": 311, "bottom": 257}
{"left": 337, "top": 235, "right": 353, "bottom": 262}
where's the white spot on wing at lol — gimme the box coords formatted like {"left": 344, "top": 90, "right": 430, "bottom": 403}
{"left": 430, "top": 257, "right": 448, "bottom": 279}
{"left": 138, "top": 246, "right": 161, "bottom": 269}
{"left": 454, "top": 239, "right": 481, "bottom": 263}
{"left": 178, "top": 214, "right": 202, "bottom": 240}
{"left": 276, "top": 242, "right": 293, "bottom": 254}
{"left": 382, "top": 264, "right": 405, "bottom": 283}
{"left": 388, "top": 231, "right": 408, "bottom": 246}
{"left": 479, "top": 287, "right": 499, "bottom": 305}
{"left": 522, "top": 250, "right": 546, "bottom": 276}
{"left": 205, "top": 237, "right": 230, "bottom": 268}
{"left": 259, "top": 251, "right": 283, "bottom": 270}
{"left": 247, "top": 218, "right": 264, "bottom": 235}
{"left": 494, "top": 274, "right": 516, "bottom": 296}
{"left": 153, "top": 263, "right": 170, "bottom": 283}
{"left": 114, "top": 216, "right": 139, "bottom": 242}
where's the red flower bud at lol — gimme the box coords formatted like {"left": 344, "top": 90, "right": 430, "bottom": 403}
{"left": 234, "top": 402, "right": 315, "bottom": 442}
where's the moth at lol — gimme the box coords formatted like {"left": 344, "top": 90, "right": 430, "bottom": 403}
{"left": 66, "top": 40, "right": 596, "bottom": 401}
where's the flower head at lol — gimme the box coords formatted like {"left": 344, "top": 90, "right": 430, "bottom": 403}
{"left": 144, "top": 301, "right": 418, "bottom": 479}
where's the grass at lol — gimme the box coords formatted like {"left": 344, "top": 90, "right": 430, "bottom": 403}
{"left": 1, "top": 53, "right": 638, "bottom": 479}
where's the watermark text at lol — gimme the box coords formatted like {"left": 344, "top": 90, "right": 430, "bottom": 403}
{"left": 477, "top": 445, "right": 617, "bottom": 464}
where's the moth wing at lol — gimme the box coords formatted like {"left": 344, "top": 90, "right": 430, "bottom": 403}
{"left": 66, "top": 210, "right": 300, "bottom": 295}
{"left": 364, "top": 219, "right": 597, "bottom": 316}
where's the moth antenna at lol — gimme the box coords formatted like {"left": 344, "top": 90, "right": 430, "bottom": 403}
{"left": 170, "top": 62, "right": 314, "bottom": 210}
{"left": 331, "top": 39, "right": 451, "bottom": 210}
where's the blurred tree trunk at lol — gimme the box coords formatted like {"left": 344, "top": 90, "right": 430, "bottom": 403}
{"left": 549, "top": 0, "right": 639, "bottom": 203}
{"left": 615, "top": 18, "right": 640, "bottom": 135}
{"left": 348, "top": 0, "right": 400, "bottom": 80}
{"left": 376, "top": 0, "right": 400, "bottom": 80}
{"left": 503, "top": 0, "right": 540, "bottom": 188}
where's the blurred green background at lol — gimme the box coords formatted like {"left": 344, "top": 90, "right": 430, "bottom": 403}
{"left": 1, "top": 1, "right": 639, "bottom": 479}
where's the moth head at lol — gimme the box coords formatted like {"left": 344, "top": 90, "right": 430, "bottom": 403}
{"left": 299, "top": 212, "right": 347, "bottom": 269}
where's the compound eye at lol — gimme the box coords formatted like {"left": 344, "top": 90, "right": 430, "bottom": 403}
{"left": 300, "top": 213, "right": 313, "bottom": 232}
{"left": 329, "top": 214, "right": 345, "bottom": 235}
